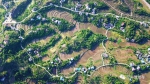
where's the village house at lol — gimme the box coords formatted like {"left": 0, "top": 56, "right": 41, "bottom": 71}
{"left": 75, "top": 2, "right": 82, "bottom": 11}
{"left": 29, "top": 57, "right": 32, "bottom": 62}
{"left": 85, "top": 4, "right": 91, "bottom": 10}
{"left": 0, "top": 44, "right": 5, "bottom": 48}
{"left": 140, "top": 59, "right": 145, "bottom": 64}
{"left": 60, "top": 0, "right": 66, "bottom": 4}
{"left": 3, "top": 36, "right": 9, "bottom": 45}
{"left": 132, "top": 67, "right": 136, "bottom": 72}
{"left": 137, "top": 66, "right": 140, "bottom": 71}
{"left": 75, "top": 67, "right": 81, "bottom": 72}
{"left": 126, "top": 38, "right": 129, "bottom": 42}
{"left": 32, "top": 7, "right": 38, "bottom": 12}
{"left": 92, "top": 8, "right": 96, "bottom": 14}
{"left": 36, "top": 15, "right": 42, "bottom": 20}
{"left": 0, "top": 77, "right": 5, "bottom": 82}
{"left": 146, "top": 55, "right": 150, "bottom": 62}
{"left": 60, "top": 76, "right": 64, "bottom": 81}
{"left": 135, "top": 50, "right": 143, "bottom": 60}
{"left": 69, "top": 58, "right": 74, "bottom": 64}
{"left": 130, "top": 62, "right": 135, "bottom": 67}
{"left": 88, "top": 66, "right": 95, "bottom": 71}
{"left": 102, "top": 52, "right": 109, "bottom": 58}
{"left": 103, "top": 23, "right": 114, "bottom": 29}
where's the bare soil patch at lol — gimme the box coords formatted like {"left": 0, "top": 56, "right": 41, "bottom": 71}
{"left": 140, "top": 72, "right": 150, "bottom": 84}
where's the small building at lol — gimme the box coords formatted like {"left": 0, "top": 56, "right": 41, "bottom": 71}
{"left": 126, "top": 38, "right": 129, "bottom": 42}
{"left": 102, "top": 53, "right": 109, "bottom": 58}
{"left": 3, "top": 35, "right": 9, "bottom": 45}
{"left": 32, "top": 7, "right": 38, "bottom": 12}
{"left": 29, "top": 57, "right": 32, "bottom": 62}
{"left": 76, "top": 2, "right": 82, "bottom": 9}
{"left": 92, "top": 8, "right": 96, "bottom": 14}
{"left": 90, "top": 66, "right": 95, "bottom": 70}
{"left": 60, "top": 0, "right": 66, "bottom": 4}
{"left": 120, "top": 27, "right": 125, "bottom": 32}
{"left": 131, "top": 39, "right": 135, "bottom": 43}
{"left": 141, "top": 59, "right": 145, "bottom": 64}
{"left": 146, "top": 56, "right": 150, "bottom": 62}
{"left": 75, "top": 68, "right": 81, "bottom": 72}
{"left": 103, "top": 23, "right": 114, "bottom": 29}
{"left": 121, "top": 22, "right": 125, "bottom": 27}
{"left": 85, "top": 4, "right": 91, "bottom": 10}
{"left": 130, "top": 63, "right": 135, "bottom": 67}
{"left": 137, "top": 66, "right": 140, "bottom": 70}
{"left": 148, "top": 48, "right": 150, "bottom": 51}
{"left": 132, "top": 67, "right": 136, "bottom": 71}
{"left": 60, "top": 76, "right": 64, "bottom": 81}
{"left": 27, "top": 48, "right": 32, "bottom": 52}
{"left": 0, "top": 77, "right": 5, "bottom": 82}
{"left": 36, "top": 15, "right": 42, "bottom": 20}
{"left": 79, "top": 11, "right": 83, "bottom": 15}
{"left": 0, "top": 44, "right": 5, "bottom": 48}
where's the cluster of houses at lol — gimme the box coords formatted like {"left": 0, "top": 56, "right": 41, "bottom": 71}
{"left": 74, "top": 2, "right": 82, "bottom": 11}
{"left": 30, "top": 15, "right": 47, "bottom": 22}
{"left": 51, "top": 18, "right": 62, "bottom": 25}
{"left": 85, "top": 2, "right": 97, "bottom": 14}
{"left": 103, "top": 23, "right": 114, "bottom": 29}
{"left": 120, "top": 22, "right": 126, "bottom": 32}
{"left": 135, "top": 48, "right": 150, "bottom": 63}
{"left": 74, "top": 66, "right": 95, "bottom": 73}
{"left": 130, "top": 63, "right": 141, "bottom": 72}
{"left": 51, "top": 57, "right": 61, "bottom": 65}
{"left": 140, "top": 21, "right": 149, "bottom": 28}
{"left": 27, "top": 48, "right": 41, "bottom": 61}
{"left": 126, "top": 38, "right": 135, "bottom": 43}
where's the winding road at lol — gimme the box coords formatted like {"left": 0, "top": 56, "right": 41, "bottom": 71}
{"left": 1, "top": 0, "right": 147, "bottom": 80}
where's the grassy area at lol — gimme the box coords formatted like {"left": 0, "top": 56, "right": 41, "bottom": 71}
{"left": 0, "top": 5, "right": 6, "bottom": 31}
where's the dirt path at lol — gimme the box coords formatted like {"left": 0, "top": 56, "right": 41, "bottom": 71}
{"left": 143, "top": 0, "right": 150, "bottom": 9}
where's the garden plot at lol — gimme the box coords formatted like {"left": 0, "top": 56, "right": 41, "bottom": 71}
{"left": 75, "top": 47, "right": 104, "bottom": 67}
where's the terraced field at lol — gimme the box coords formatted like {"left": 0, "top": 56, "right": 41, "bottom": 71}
{"left": 47, "top": 10, "right": 76, "bottom": 24}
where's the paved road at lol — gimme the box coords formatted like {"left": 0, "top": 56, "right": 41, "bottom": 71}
{"left": 1, "top": 1, "right": 147, "bottom": 79}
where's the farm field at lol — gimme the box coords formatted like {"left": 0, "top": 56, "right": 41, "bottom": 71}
{"left": 1, "top": 0, "right": 150, "bottom": 83}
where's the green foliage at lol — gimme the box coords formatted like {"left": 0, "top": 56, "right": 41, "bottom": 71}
{"left": 15, "top": 67, "right": 32, "bottom": 81}
{"left": 40, "top": 34, "right": 61, "bottom": 51}
{"left": 73, "top": 13, "right": 88, "bottom": 22}
{"left": 109, "top": 57, "right": 117, "bottom": 64}
{"left": 51, "top": 17, "right": 75, "bottom": 31}
{"left": 104, "top": 75, "right": 125, "bottom": 84}
{"left": 22, "top": 25, "right": 55, "bottom": 45}
{"left": 11, "top": 0, "right": 32, "bottom": 19}
{"left": 90, "top": 15, "right": 103, "bottom": 27}
{"left": 90, "top": 76, "right": 101, "bottom": 84}
{"left": 117, "top": 5, "right": 130, "bottom": 13}
{"left": 146, "top": 0, "right": 150, "bottom": 4}
{"left": 3, "top": 32, "right": 21, "bottom": 54}
{"left": 135, "top": 9, "right": 150, "bottom": 17}
{"left": 125, "top": 21, "right": 139, "bottom": 39}
{"left": 60, "top": 29, "right": 106, "bottom": 53}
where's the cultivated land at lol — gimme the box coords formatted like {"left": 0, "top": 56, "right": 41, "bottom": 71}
{"left": 1, "top": 0, "right": 150, "bottom": 84}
